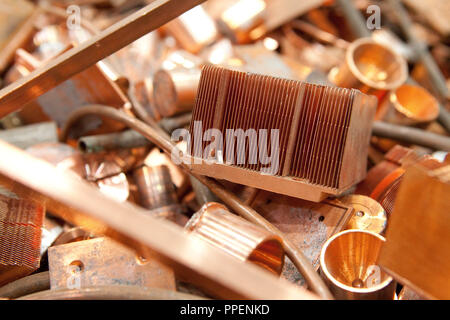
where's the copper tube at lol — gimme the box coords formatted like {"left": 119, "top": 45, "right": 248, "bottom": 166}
{"left": 320, "top": 230, "right": 396, "bottom": 300}
{"left": 186, "top": 203, "right": 285, "bottom": 275}
{"left": 132, "top": 165, "right": 178, "bottom": 211}
{"left": 329, "top": 38, "right": 408, "bottom": 99}
{"left": 0, "top": 271, "right": 50, "bottom": 299}
{"left": 79, "top": 130, "right": 152, "bottom": 153}
{"left": 381, "top": 84, "right": 439, "bottom": 126}
{"left": 153, "top": 67, "right": 201, "bottom": 117}
{"left": 0, "top": 122, "right": 58, "bottom": 149}
{"left": 59, "top": 104, "right": 332, "bottom": 299}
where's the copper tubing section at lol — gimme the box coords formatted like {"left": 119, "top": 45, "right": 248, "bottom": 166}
{"left": 186, "top": 203, "right": 285, "bottom": 275}
{"left": 320, "top": 230, "right": 396, "bottom": 300}
{"left": 0, "top": 272, "right": 50, "bottom": 299}
{"left": 372, "top": 121, "right": 450, "bottom": 151}
{"left": 329, "top": 38, "right": 408, "bottom": 98}
{"left": 382, "top": 84, "right": 439, "bottom": 126}
{"left": 153, "top": 67, "right": 201, "bottom": 118}
{"left": 17, "top": 286, "right": 206, "bottom": 300}
{"left": 60, "top": 105, "right": 334, "bottom": 300}
{"left": 79, "top": 130, "right": 152, "bottom": 152}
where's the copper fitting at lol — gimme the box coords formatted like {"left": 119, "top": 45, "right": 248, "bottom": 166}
{"left": 0, "top": 195, "right": 44, "bottom": 286}
{"left": 153, "top": 67, "right": 201, "bottom": 118}
{"left": 217, "top": 0, "right": 266, "bottom": 44}
{"left": 320, "top": 230, "right": 396, "bottom": 300}
{"left": 380, "top": 84, "right": 439, "bottom": 126}
{"left": 161, "top": 5, "right": 218, "bottom": 54}
{"left": 132, "top": 165, "right": 178, "bottom": 212}
{"left": 339, "top": 195, "right": 387, "bottom": 235}
{"left": 329, "top": 38, "right": 408, "bottom": 99}
{"left": 186, "top": 203, "right": 285, "bottom": 275}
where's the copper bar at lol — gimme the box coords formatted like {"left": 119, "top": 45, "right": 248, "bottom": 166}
{"left": 186, "top": 202, "right": 285, "bottom": 275}
{"left": 0, "top": 0, "right": 207, "bottom": 119}
{"left": 320, "top": 230, "right": 396, "bottom": 300}
{"left": 0, "top": 140, "right": 317, "bottom": 299}
{"left": 329, "top": 38, "right": 408, "bottom": 99}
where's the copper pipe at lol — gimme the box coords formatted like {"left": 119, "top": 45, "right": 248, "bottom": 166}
{"left": 60, "top": 104, "right": 333, "bottom": 300}
{"left": 0, "top": 272, "right": 50, "bottom": 299}
{"left": 17, "top": 286, "right": 206, "bottom": 300}
{"left": 320, "top": 230, "right": 396, "bottom": 300}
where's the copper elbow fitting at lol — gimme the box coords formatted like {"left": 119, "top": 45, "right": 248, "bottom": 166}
{"left": 329, "top": 38, "right": 408, "bottom": 99}
{"left": 381, "top": 84, "right": 439, "bottom": 126}
{"left": 320, "top": 230, "right": 396, "bottom": 300}
{"left": 153, "top": 67, "right": 201, "bottom": 118}
{"left": 186, "top": 203, "right": 285, "bottom": 275}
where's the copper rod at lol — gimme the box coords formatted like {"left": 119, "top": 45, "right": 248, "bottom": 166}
{"left": 60, "top": 105, "right": 334, "bottom": 300}
{"left": 0, "top": 0, "right": 206, "bottom": 119}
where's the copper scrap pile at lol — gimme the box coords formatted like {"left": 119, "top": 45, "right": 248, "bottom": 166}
{"left": 0, "top": 0, "right": 449, "bottom": 300}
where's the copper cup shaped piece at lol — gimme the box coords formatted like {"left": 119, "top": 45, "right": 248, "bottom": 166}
{"left": 329, "top": 38, "right": 408, "bottom": 98}
{"left": 320, "top": 230, "right": 396, "bottom": 300}
{"left": 186, "top": 203, "right": 285, "bottom": 275}
{"left": 153, "top": 67, "right": 201, "bottom": 118}
{"left": 383, "top": 84, "right": 439, "bottom": 126}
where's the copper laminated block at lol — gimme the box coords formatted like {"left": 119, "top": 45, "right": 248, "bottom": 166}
{"left": 153, "top": 67, "right": 201, "bottom": 118}
{"left": 186, "top": 202, "right": 285, "bottom": 275}
{"left": 0, "top": 195, "right": 44, "bottom": 286}
{"left": 188, "top": 65, "right": 377, "bottom": 202}
{"left": 378, "top": 165, "right": 450, "bottom": 300}
{"left": 48, "top": 237, "right": 176, "bottom": 291}
{"left": 320, "top": 230, "right": 396, "bottom": 300}
{"left": 329, "top": 38, "right": 408, "bottom": 100}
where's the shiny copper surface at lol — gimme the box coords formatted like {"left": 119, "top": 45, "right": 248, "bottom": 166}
{"left": 320, "top": 230, "right": 396, "bottom": 300}
{"left": 189, "top": 65, "right": 377, "bottom": 202}
{"left": 329, "top": 38, "right": 408, "bottom": 99}
{"left": 0, "top": 195, "right": 44, "bottom": 286}
{"left": 186, "top": 203, "right": 285, "bottom": 275}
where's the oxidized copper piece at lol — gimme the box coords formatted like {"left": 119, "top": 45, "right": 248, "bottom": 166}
{"left": 329, "top": 38, "right": 408, "bottom": 100}
{"left": 0, "top": 122, "right": 58, "bottom": 149}
{"left": 161, "top": 5, "right": 218, "bottom": 53}
{"left": 189, "top": 65, "right": 377, "bottom": 202}
{"left": 379, "top": 84, "right": 439, "bottom": 126}
{"left": 48, "top": 237, "right": 176, "bottom": 291}
{"left": 378, "top": 164, "right": 450, "bottom": 300}
{"left": 0, "top": 195, "right": 44, "bottom": 286}
{"left": 338, "top": 195, "right": 387, "bottom": 235}
{"left": 186, "top": 202, "right": 285, "bottom": 275}
{"left": 153, "top": 67, "right": 201, "bottom": 117}
{"left": 320, "top": 230, "right": 396, "bottom": 300}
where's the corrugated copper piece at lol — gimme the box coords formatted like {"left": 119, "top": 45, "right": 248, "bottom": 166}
{"left": 320, "top": 230, "right": 396, "bottom": 300}
{"left": 132, "top": 165, "right": 178, "bottom": 212}
{"left": 48, "top": 237, "right": 176, "bottom": 291}
{"left": 153, "top": 67, "right": 201, "bottom": 118}
{"left": 161, "top": 5, "right": 218, "bottom": 54}
{"left": 0, "top": 195, "right": 44, "bottom": 286}
{"left": 380, "top": 84, "right": 439, "bottom": 126}
{"left": 188, "top": 65, "right": 377, "bottom": 202}
{"left": 379, "top": 165, "right": 450, "bottom": 300}
{"left": 329, "top": 38, "right": 408, "bottom": 100}
{"left": 338, "top": 195, "right": 387, "bottom": 235}
{"left": 186, "top": 202, "right": 285, "bottom": 275}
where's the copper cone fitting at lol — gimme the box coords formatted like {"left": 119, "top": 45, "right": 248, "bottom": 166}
{"left": 320, "top": 230, "right": 396, "bottom": 300}
{"left": 381, "top": 84, "right": 439, "bottom": 126}
{"left": 329, "top": 38, "right": 408, "bottom": 99}
{"left": 186, "top": 203, "right": 285, "bottom": 275}
{"left": 153, "top": 67, "right": 201, "bottom": 118}
{"left": 133, "top": 165, "right": 178, "bottom": 214}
